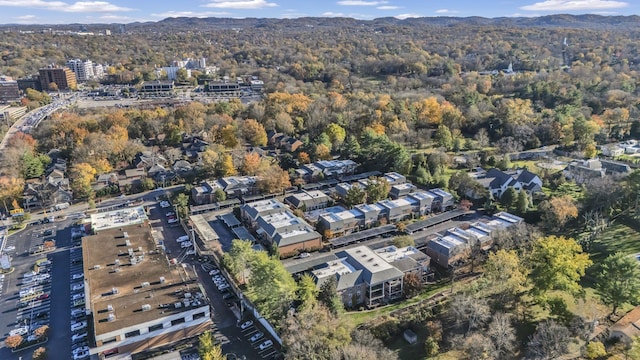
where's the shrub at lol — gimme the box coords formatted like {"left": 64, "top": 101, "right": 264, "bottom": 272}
{"left": 34, "top": 325, "right": 49, "bottom": 338}
{"left": 32, "top": 346, "right": 46, "bottom": 360}
{"left": 424, "top": 336, "right": 440, "bottom": 357}
{"left": 5, "top": 334, "right": 23, "bottom": 349}
{"left": 585, "top": 341, "right": 607, "bottom": 359}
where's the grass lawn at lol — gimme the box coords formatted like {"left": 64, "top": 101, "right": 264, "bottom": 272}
{"left": 344, "top": 282, "right": 451, "bottom": 326}
{"left": 588, "top": 218, "right": 640, "bottom": 264}
{"left": 388, "top": 326, "right": 428, "bottom": 360}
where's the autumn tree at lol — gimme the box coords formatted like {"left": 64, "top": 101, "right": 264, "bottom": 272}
{"left": 594, "top": 252, "right": 640, "bottom": 316}
{"left": 484, "top": 249, "right": 529, "bottom": 305}
{"left": 32, "top": 346, "right": 46, "bottom": 360}
{"left": 297, "top": 151, "right": 311, "bottom": 164}
{"left": 241, "top": 152, "right": 261, "bottom": 175}
{"left": 0, "top": 176, "right": 24, "bottom": 214}
{"left": 297, "top": 274, "right": 319, "bottom": 311}
{"left": 199, "top": 331, "right": 226, "bottom": 360}
{"left": 325, "top": 123, "right": 346, "bottom": 149}
{"left": 216, "top": 153, "right": 237, "bottom": 177}
{"left": 256, "top": 164, "right": 291, "bottom": 194}
{"left": 365, "top": 177, "right": 391, "bottom": 203}
{"left": 403, "top": 272, "right": 423, "bottom": 298}
{"left": 4, "top": 334, "right": 23, "bottom": 349}
{"left": 529, "top": 235, "right": 592, "bottom": 300}
{"left": 242, "top": 119, "right": 267, "bottom": 147}
{"left": 449, "top": 293, "right": 491, "bottom": 335}
{"left": 343, "top": 184, "right": 366, "bottom": 208}
{"left": 527, "top": 320, "right": 571, "bottom": 360}
{"left": 539, "top": 195, "right": 579, "bottom": 231}
{"left": 69, "top": 162, "right": 97, "bottom": 199}
{"left": 34, "top": 325, "right": 49, "bottom": 338}
{"left": 314, "top": 143, "right": 332, "bottom": 160}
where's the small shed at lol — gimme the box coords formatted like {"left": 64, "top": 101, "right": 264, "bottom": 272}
{"left": 403, "top": 329, "right": 418, "bottom": 345}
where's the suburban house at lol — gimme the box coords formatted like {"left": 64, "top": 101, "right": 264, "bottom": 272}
{"left": 378, "top": 198, "right": 413, "bottom": 222}
{"left": 133, "top": 151, "right": 166, "bottom": 170}
{"left": 563, "top": 159, "right": 606, "bottom": 184}
{"left": 284, "top": 190, "right": 331, "bottom": 211}
{"left": 23, "top": 175, "right": 73, "bottom": 209}
{"left": 600, "top": 159, "right": 632, "bottom": 176}
{"left": 610, "top": 306, "right": 640, "bottom": 343}
{"left": 406, "top": 191, "right": 436, "bottom": 215}
{"left": 279, "top": 136, "right": 304, "bottom": 152}
{"left": 389, "top": 183, "right": 417, "bottom": 199}
{"left": 351, "top": 203, "right": 384, "bottom": 228}
{"left": 317, "top": 207, "right": 360, "bottom": 237}
{"left": 383, "top": 172, "right": 407, "bottom": 186}
{"left": 373, "top": 245, "right": 431, "bottom": 282}
{"left": 427, "top": 188, "right": 455, "bottom": 212}
{"left": 241, "top": 199, "right": 322, "bottom": 256}
{"left": 600, "top": 143, "right": 625, "bottom": 157}
{"left": 119, "top": 168, "right": 146, "bottom": 192}
{"left": 192, "top": 176, "right": 259, "bottom": 205}
{"left": 181, "top": 137, "right": 209, "bottom": 159}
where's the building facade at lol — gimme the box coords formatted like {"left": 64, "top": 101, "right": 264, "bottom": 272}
{"left": 39, "top": 66, "right": 77, "bottom": 90}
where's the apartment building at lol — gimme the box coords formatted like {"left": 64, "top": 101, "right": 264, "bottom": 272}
{"left": 39, "top": 66, "right": 77, "bottom": 90}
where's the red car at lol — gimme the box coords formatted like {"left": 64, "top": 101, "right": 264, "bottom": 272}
{"left": 38, "top": 293, "right": 50, "bottom": 300}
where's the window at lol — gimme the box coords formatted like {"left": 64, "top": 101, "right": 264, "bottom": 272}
{"left": 103, "top": 337, "right": 117, "bottom": 344}
{"left": 193, "top": 312, "right": 206, "bottom": 320}
{"left": 149, "top": 323, "right": 163, "bottom": 332}
{"left": 124, "top": 330, "right": 140, "bottom": 339}
{"left": 171, "top": 318, "right": 185, "bottom": 326}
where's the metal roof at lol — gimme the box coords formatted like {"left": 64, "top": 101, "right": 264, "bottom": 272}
{"left": 329, "top": 224, "right": 397, "bottom": 248}
{"left": 404, "top": 209, "right": 466, "bottom": 233}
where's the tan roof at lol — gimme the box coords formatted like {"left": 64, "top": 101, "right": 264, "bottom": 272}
{"left": 82, "top": 225, "right": 203, "bottom": 335}
{"left": 611, "top": 306, "right": 640, "bottom": 341}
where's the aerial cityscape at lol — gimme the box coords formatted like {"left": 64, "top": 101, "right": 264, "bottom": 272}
{"left": 1, "top": 1, "right": 640, "bottom": 360}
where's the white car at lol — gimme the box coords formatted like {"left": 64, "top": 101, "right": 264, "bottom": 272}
{"left": 72, "top": 293, "right": 85, "bottom": 301}
{"left": 186, "top": 249, "right": 196, "bottom": 255}
{"left": 72, "top": 332, "right": 87, "bottom": 342}
{"left": 73, "top": 346, "right": 89, "bottom": 354}
{"left": 168, "top": 218, "right": 179, "bottom": 224}
{"left": 9, "top": 327, "right": 28, "bottom": 336}
{"left": 258, "top": 339, "right": 273, "bottom": 351}
{"left": 71, "top": 309, "right": 84, "bottom": 317}
{"left": 72, "top": 273, "right": 84, "bottom": 280}
{"left": 71, "top": 321, "right": 87, "bottom": 332}
{"left": 165, "top": 211, "right": 176, "bottom": 217}
{"left": 209, "top": 269, "right": 220, "bottom": 275}
{"left": 297, "top": 252, "right": 311, "bottom": 259}
{"left": 240, "top": 320, "right": 253, "bottom": 330}
{"left": 176, "top": 235, "right": 189, "bottom": 242}
{"left": 159, "top": 201, "right": 171, "bottom": 208}
{"left": 4, "top": 246, "right": 15, "bottom": 252}
{"left": 250, "top": 332, "right": 264, "bottom": 342}
{"left": 181, "top": 241, "right": 193, "bottom": 248}
{"left": 71, "top": 283, "right": 84, "bottom": 291}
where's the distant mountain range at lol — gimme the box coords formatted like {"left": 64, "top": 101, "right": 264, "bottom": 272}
{"left": 2, "top": 14, "right": 640, "bottom": 32}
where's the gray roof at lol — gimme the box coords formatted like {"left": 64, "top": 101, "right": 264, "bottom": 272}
{"left": 337, "top": 247, "right": 404, "bottom": 285}
{"left": 284, "top": 254, "right": 339, "bottom": 274}
{"left": 274, "top": 229, "right": 321, "bottom": 247}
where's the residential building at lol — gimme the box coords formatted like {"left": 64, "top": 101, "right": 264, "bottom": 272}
{"left": 192, "top": 176, "right": 258, "bottom": 205}
{"left": 158, "top": 66, "right": 190, "bottom": 81}
{"left": 334, "top": 246, "right": 404, "bottom": 307}
{"left": 318, "top": 208, "right": 360, "bottom": 237}
{"left": 295, "top": 163, "right": 323, "bottom": 182}
{"left": 600, "top": 144, "right": 625, "bottom": 157}
{"left": 427, "top": 188, "right": 455, "bottom": 212}
{"left": 378, "top": 198, "right": 413, "bottom": 222}
{"left": 374, "top": 245, "right": 431, "bottom": 281}
{"left": 205, "top": 81, "right": 240, "bottom": 96}
{"left": 600, "top": 159, "right": 632, "bottom": 175}
{"left": 311, "top": 257, "right": 367, "bottom": 308}
{"left": 471, "top": 168, "right": 523, "bottom": 199}
{"left": 383, "top": 172, "right": 407, "bottom": 186}
{"left": 314, "top": 160, "right": 358, "bottom": 178}
{"left": 82, "top": 221, "right": 212, "bottom": 358}
{"left": 334, "top": 182, "right": 357, "bottom": 200}
{"left": 424, "top": 233, "right": 470, "bottom": 268}
{"left": 610, "top": 306, "right": 640, "bottom": 343}
{"left": 39, "top": 65, "right": 77, "bottom": 90}
{"left": 563, "top": 159, "right": 606, "bottom": 184}
{"left": 139, "top": 80, "right": 175, "bottom": 97}
{"left": 66, "top": 59, "right": 95, "bottom": 81}
{"left": 279, "top": 136, "right": 303, "bottom": 152}
{"left": 133, "top": 151, "right": 166, "bottom": 170}
{"left": 0, "top": 76, "right": 20, "bottom": 103}
{"left": 241, "top": 199, "right": 290, "bottom": 229}
{"left": 406, "top": 191, "right": 436, "bottom": 215}
{"left": 284, "top": 190, "right": 331, "bottom": 211}
{"left": 351, "top": 203, "right": 384, "bottom": 228}
{"left": 389, "top": 183, "right": 417, "bottom": 199}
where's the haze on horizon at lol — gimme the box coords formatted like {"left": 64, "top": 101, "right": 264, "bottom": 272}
{"left": 0, "top": 0, "right": 638, "bottom": 25}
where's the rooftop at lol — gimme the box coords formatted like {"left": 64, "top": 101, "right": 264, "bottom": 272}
{"left": 337, "top": 246, "right": 404, "bottom": 285}
{"left": 82, "top": 225, "right": 203, "bottom": 336}
{"left": 378, "top": 198, "right": 412, "bottom": 209}
{"left": 374, "top": 245, "right": 422, "bottom": 263}
{"left": 90, "top": 206, "right": 148, "bottom": 231}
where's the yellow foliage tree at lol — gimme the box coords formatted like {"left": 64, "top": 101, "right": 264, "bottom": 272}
{"left": 217, "top": 153, "right": 237, "bottom": 177}
{"left": 69, "top": 162, "right": 97, "bottom": 199}
{"left": 315, "top": 144, "right": 332, "bottom": 160}
{"left": 241, "top": 152, "right": 261, "bottom": 175}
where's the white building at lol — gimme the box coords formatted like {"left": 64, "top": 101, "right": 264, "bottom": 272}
{"left": 66, "top": 59, "right": 95, "bottom": 82}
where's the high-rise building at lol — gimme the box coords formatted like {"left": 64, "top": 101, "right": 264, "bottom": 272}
{"left": 0, "top": 76, "right": 20, "bottom": 103}
{"left": 93, "top": 63, "right": 104, "bottom": 79}
{"left": 39, "top": 66, "right": 77, "bottom": 91}
{"left": 66, "top": 59, "right": 95, "bottom": 82}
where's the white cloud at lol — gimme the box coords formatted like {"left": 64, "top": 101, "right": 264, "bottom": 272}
{"left": 15, "top": 14, "right": 37, "bottom": 19}
{"left": 435, "top": 9, "right": 459, "bottom": 14}
{"left": 202, "top": 0, "right": 277, "bottom": 9}
{"left": 377, "top": 5, "right": 400, "bottom": 10}
{"left": 394, "top": 13, "right": 422, "bottom": 19}
{"left": 0, "top": 0, "right": 133, "bottom": 12}
{"left": 322, "top": 11, "right": 345, "bottom": 16}
{"left": 337, "top": 0, "right": 387, "bottom": 6}
{"left": 521, "top": 0, "right": 628, "bottom": 11}
{"left": 150, "top": 11, "right": 231, "bottom": 18}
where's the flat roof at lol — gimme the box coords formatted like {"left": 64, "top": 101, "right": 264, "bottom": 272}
{"left": 90, "top": 206, "right": 148, "bottom": 231}
{"left": 190, "top": 214, "right": 219, "bottom": 241}
{"left": 338, "top": 246, "right": 404, "bottom": 284}
{"left": 233, "top": 227, "right": 256, "bottom": 242}
{"left": 219, "top": 213, "right": 241, "bottom": 228}
{"left": 329, "top": 224, "right": 397, "bottom": 247}
{"left": 284, "top": 253, "right": 340, "bottom": 274}
{"left": 312, "top": 257, "right": 355, "bottom": 280}
{"left": 82, "top": 225, "right": 203, "bottom": 336}
{"left": 378, "top": 198, "right": 412, "bottom": 209}
{"left": 374, "top": 245, "right": 422, "bottom": 263}
{"left": 404, "top": 209, "right": 466, "bottom": 233}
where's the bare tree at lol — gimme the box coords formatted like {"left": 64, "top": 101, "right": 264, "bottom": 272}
{"left": 527, "top": 320, "right": 571, "bottom": 360}
{"left": 487, "top": 312, "right": 517, "bottom": 358}
{"left": 450, "top": 293, "right": 491, "bottom": 335}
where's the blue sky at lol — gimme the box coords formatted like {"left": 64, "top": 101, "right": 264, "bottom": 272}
{"left": 0, "top": 0, "right": 638, "bottom": 24}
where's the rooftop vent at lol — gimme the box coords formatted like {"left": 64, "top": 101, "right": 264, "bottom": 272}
{"left": 141, "top": 304, "right": 151, "bottom": 311}
{"left": 128, "top": 248, "right": 134, "bottom": 256}
{"left": 114, "top": 259, "right": 120, "bottom": 266}
{"left": 141, "top": 281, "right": 150, "bottom": 288}
{"left": 107, "top": 304, "right": 113, "bottom": 312}
{"left": 130, "top": 257, "right": 138, "bottom": 265}
{"left": 107, "top": 313, "right": 115, "bottom": 322}
{"left": 125, "top": 239, "right": 131, "bottom": 246}
{"left": 111, "top": 287, "right": 119, "bottom": 294}
{"left": 138, "top": 246, "right": 143, "bottom": 252}
{"left": 123, "top": 232, "right": 129, "bottom": 238}
{"left": 159, "top": 276, "right": 165, "bottom": 284}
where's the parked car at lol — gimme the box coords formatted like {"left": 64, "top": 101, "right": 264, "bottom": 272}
{"left": 222, "top": 292, "right": 234, "bottom": 300}
{"left": 72, "top": 346, "right": 89, "bottom": 354}
{"left": 258, "top": 339, "right": 273, "bottom": 351}
{"left": 176, "top": 235, "right": 189, "bottom": 242}
{"left": 297, "top": 252, "right": 311, "bottom": 259}
{"left": 72, "top": 332, "right": 87, "bottom": 342}
{"left": 240, "top": 320, "right": 253, "bottom": 330}
{"left": 71, "top": 321, "right": 87, "bottom": 331}
{"left": 38, "top": 293, "right": 49, "bottom": 300}
{"left": 9, "top": 327, "right": 28, "bottom": 336}
{"left": 250, "top": 332, "right": 264, "bottom": 342}
{"left": 71, "top": 293, "right": 84, "bottom": 301}
{"left": 186, "top": 249, "right": 196, "bottom": 255}
{"left": 165, "top": 211, "right": 176, "bottom": 217}
{"left": 72, "top": 273, "right": 84, "bottom": 280}
{"left": 73, "top": 350, "right": 89, "bottom": 360}
{"left": 71, "top": 309, "right": 84, "bottom": 317}
{"left": 160, "top": 201, "right": 171, "bottom": 208}
{"left": 209, "top": 269, "right": 220, "bottom": 275}
{"left": 168, "top": 218, "right": 179, "bottom": 224}
{"left": 181, "top": 241, "right": 193, "bottom": 248}
{"left": 72, "top": 283, "right": 84, "bottom": 291}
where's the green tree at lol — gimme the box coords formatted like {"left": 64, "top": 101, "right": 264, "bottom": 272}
{"left": 392, "top": 235, "right": 415, "bottom": 248}
{"left": 515, "top": 190, "right": 529, "bottom": 214}
{"left": 530, "top": 235, "right": 592, "bottom": 300}
{"left": 318, "top": 276, "right": 344, "bottom": 316}
{"left": 434, "top": 124, "right": 453, "bottom": 150}
{"left": 343, "top": 184, "right": 366, "bottom": 208}
{"left": 223, "top": 239, "right": 255, "bottom": 284}
{"left": 21, "top": 152, "right": 49, "bottom": 179}
{"left": 585, "top": 341, "right": 607, "bottom": 359}
{"left": 297, "top": 274, "right": 318, "bottom": 310}
{"left": 595, "top": 252, "right": 640, "bottom": 316}
{"left": 325, "top": 123, "right": 347, "bottom": 149}
{"left": 501, "top": 187, "right": 517, "bottom": 210}
{"left": 365, "top": 177, "right": 390, "bottom": 203}
{"left": 199, "top": 331, "right": 226, "bottom": 360}
{"left": 173, "top": 193, "right": 189, "bottom": 220}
